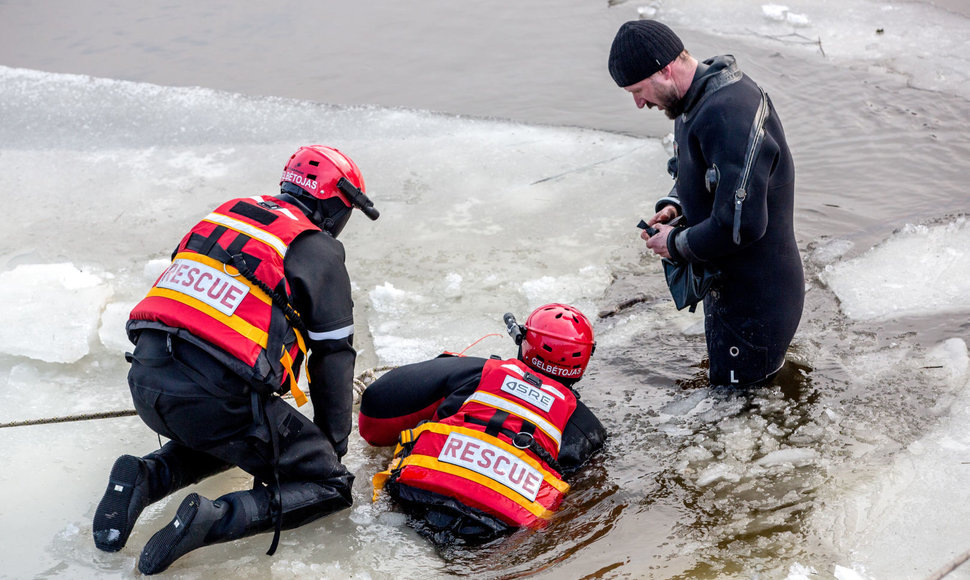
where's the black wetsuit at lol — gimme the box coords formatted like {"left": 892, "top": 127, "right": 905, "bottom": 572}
{"left": 660, "top": 55, "right": 804, "bottom": 386}
{"left": 358, "top": 355, "right": 607, "bottom": 543}
{"left": 105, "top": 204, "right": 357, "bottom": 554}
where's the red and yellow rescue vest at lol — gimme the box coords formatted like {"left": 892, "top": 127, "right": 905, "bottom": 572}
{"left": 128, "top": 196, "right": 316, "bottom": 405}
{"left": 375, "top": 358, "right": 577, "bottom": 527}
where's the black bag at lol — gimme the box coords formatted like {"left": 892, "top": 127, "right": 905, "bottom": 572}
{"left": 662, "top": 258, "right": 720, "bottom": 312}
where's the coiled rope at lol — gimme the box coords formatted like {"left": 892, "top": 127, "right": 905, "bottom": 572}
{"left": 0, "top": 365, "right": 397, "bottom": 430}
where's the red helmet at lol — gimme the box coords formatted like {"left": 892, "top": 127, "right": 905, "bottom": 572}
{"left": 280, "top": 145, "right": 364, "bottom": 206}
{"left": 520, "top": 303, "right": 596, "bottom": 382}
{"left": 279, "top": 145, "right": 379, "bottom": 236}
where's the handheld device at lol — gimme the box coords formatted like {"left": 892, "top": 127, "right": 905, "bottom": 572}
{"left": 637, "top": 219, "right": 659, "bottom": 237}
{"left": 638, "top": 215, "right": 685, "bottom": 236}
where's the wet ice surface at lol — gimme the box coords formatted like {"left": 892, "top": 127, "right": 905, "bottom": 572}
{"left": 3, "top": 154, "right": 969, "bottom": 578}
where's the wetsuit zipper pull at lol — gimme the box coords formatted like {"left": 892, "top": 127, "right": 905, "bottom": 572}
{"left": 733, "top": 189, "right": 746, "bottom": 245}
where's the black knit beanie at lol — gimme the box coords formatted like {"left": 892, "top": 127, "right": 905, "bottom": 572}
{"left": 608, "top": 20, "right": 685, "bottom": 87}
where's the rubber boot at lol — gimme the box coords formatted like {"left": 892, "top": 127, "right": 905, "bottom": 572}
{"left": 92, "top": 443, "right": 226, "bottom": 552}
{"left": 137, "top": 478, "right": 354, "bottom": 574}
{"left": 137, "top": 490, "right": 272, "bottom": 575}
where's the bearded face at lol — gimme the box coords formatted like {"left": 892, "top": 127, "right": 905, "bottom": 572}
{"left": 653, "top": 80, "right": 686, "bottom": 119}
{"left": 625, "top": 73, "right": 686, "bottom": 119}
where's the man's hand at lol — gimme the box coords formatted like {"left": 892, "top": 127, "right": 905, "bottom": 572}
{"left": 640, "top": 206, "right": 680, "bottom": 258}
{"left": 647, "top": 205, "right": 679, "bottom": 227}
{"left": 642, "top": 223, "right": 675, "bottom": 258}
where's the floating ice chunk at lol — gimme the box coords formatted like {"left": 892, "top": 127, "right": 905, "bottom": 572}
{"left": 762, "top": 4, "right": 790, "bottom": 21}
{"left": 811, "top": 238, "right": 854, "bottom": 266}
{"left": 0, "top": 263, "right": 113, "bottom": 363}
{"left": 99, "top": 301, "right": 136, "bottom": 354}
{"left": 761, "top": 4, "right": 809, "bottom": 26}
{"left": 682, "top": 445, "right": 715, "bottom": 464}
{"left": 442, "top": 272, "right": 463, "bottom": 298}
{"left": 786, "top": 562, "right": 817, "bottom": 579}
{"left": 833, "top": 565, "right": 870, "bottom": 580}
{"left": 696, "top": 463, "right": 741, "bottom": 486}
{"left": 755, "top": 448, "right": 817, "bottom": 467}
{"left": 926, "top": 337, "right": 969, "bottom": 386}
{"left": 369, "top": 282, "right": 424, "bottom": 314}
{"left": 372, "top": 333, "right": 437, "bottom": 366}
{"left": 822, "top": 219, "right": 970, "bottom": 320}
{"left": 662, "top": 390, "right": 714, "bottom": 417}
{"left": 144, "top": 258, "right": 170, "bottom": 281}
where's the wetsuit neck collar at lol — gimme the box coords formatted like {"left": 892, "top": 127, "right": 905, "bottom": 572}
{"left": 680, "top": 55, "right": 742, "bottom": 121}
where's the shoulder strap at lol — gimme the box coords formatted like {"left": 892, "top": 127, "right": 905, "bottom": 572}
{"left": 732, "top": 85, "right": 770, "bottom": 245}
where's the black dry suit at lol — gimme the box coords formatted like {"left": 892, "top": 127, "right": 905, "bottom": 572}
{"left": 94, "top": 196, "right": 358, "bottom": 574}
{"left": 661, "top": 56, "right": 804, "bottom": 386}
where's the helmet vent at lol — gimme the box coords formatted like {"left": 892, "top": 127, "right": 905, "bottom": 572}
{"left": 542, "top": 344, "right": 553, "bottom": 352}
{"left": 309, "top": 160, "right": 320, "bottom": 166}
{"left": 307, "top": 174, "right": 317, "bottom": 180}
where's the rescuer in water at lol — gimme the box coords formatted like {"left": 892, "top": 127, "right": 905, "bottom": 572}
{"left": 359, "top": 303, "right": 607, "bottom": 544}
{"left": 92, "top": 145, "right": 379, "bottom": 574}
{"left": 609, "top": 20, "right": 804, "bottom": 387}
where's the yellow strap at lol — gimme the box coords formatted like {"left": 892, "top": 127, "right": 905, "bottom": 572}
{"left": 371, "top": 457, "right": 402, "bottom": 501}
{"left": 398, "top": 428, "right": 415, "bottom": 446}
{"left": 278, "top": 316, "right": 309, "bottom": 406}
{"left": 370, "top": 433, "right": 413, "bottom": 501}
{"left": 403, "top": 422, "right": 569, "bottom": 493}
{"left": 399, "top": 454, "right": 558, "bottom": 520}
{"left": 279, "top": 349, "right": 308, "bottom": 407}
{"left": 146, "top": 287, "right": 270, "bottom": 347}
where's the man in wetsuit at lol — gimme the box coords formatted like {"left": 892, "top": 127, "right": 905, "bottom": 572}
{"left": 358, "top": 304, "right": 607, "bottom": 544}
{"left": 608, "top": 20, "right": 804, "bottom": 387}
{"left": 92, "top": 145, "right": 379, "bottom": 574}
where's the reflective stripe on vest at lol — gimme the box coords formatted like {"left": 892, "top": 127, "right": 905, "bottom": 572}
{"left": 455, "top": 358, "right": 575, "bottom": 455}
{"left": 129, "top": 196, "right": 316, "bottom": 403}
{"left": 392, "top": 422, "right": 569, "bottom": 525}
{"left": 201, "top": 211, "right": 289, "bottom": 258}
{"left": 377, "top": 359, "right": 577, "bottom": 528}
{"left": 462, "top": 391, "right": 563, "bottom": 450}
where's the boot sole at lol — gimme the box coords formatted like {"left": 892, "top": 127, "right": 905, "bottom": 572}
{"left": 93, "top": 455, "right": 142, "bottom": 552}
{"left": 138, "top": 493, "right": 204, "bottom": 575}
